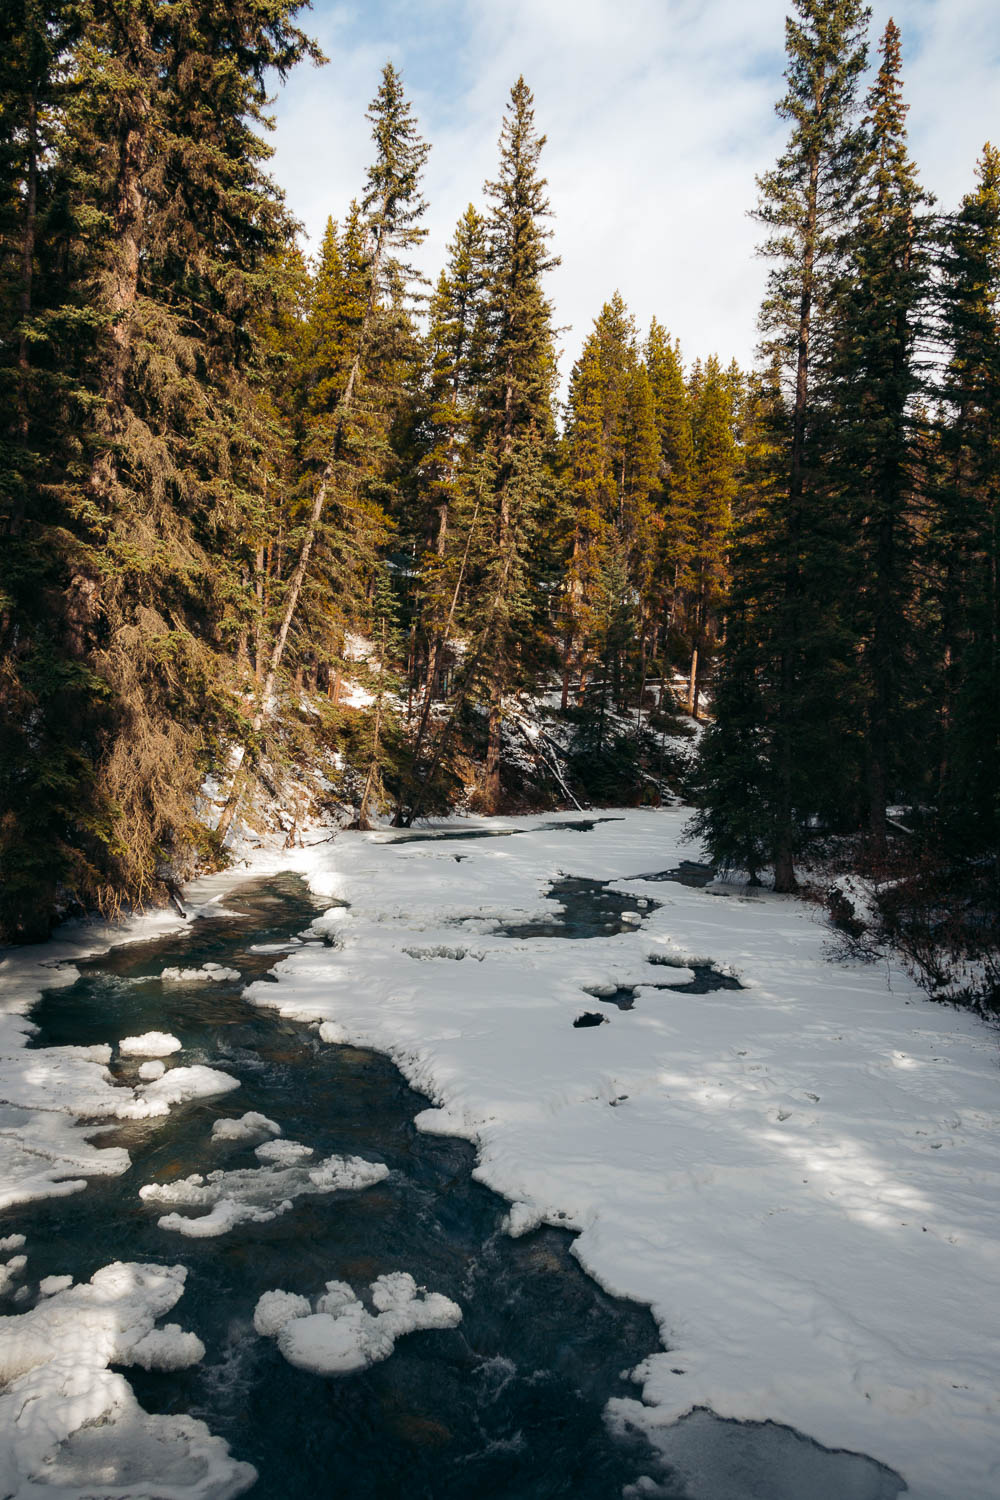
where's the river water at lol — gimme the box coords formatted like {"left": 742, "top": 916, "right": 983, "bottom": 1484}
{"left": 18, "top": 872, "right": 666, "bottom": 1499}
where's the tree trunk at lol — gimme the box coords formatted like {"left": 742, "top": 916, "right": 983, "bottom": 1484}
{"left": 687, "top": 645, "right": 699, "bottom": 717}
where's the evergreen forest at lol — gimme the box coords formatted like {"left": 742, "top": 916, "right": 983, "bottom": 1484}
{"left": 1, "top": 0, "right": 997, "bottom": 1008}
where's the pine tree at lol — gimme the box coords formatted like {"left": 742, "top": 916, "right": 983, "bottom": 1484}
{"left": 829, "top": 19, "right": 931, "bottom": 850}
{"left": 1, "top": 0, "right": 320, "bottom": 937}
{"left": 644, "top": 320, "right": 697, "bottom": 678}
{"left": 687, "top": 355, "right": 738, "bottom": 716}
{"left": 701, "top": 0, "right": 871, "bottom": 890}
{"left": 935, "top": 144, "right": 1000, "bottom": 854}
{"left": 217, "top": 61, "right": 430, "bottom": 836}
{"left": 422, "top": 203, "right": 490, "bottom": 556}
{"left": 474, "top": 76, "right": 559, "bottom": 809}
{"left": 562, "top": 294, "right": 659, "bottom": 714}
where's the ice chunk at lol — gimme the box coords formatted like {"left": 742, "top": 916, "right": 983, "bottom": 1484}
{"left": 128, "top": 1322, "right": 207, "bottom": 1371}
{"left": 0, "top": 1260, "right": 252, "bottom": 1500}
{"left": 0, "top": 1254, "right": 27, "bottom": 1296}
{"left": 254, "top": 1139, "right": 313, "bottom": 1164}
{"left": 138, "top": 1065, "right": 241, "bottom": 1112}
{"left": 255, "top": 1272, "right": 462, "bottom": 1377}
{"left": 161, "top": 965, "right": 241, "bottom": 983}
{"left": 211, "top": 1111, "right": 281, "bottom": 1144}
{"left": 119, "top": 1031, "right": 183, "bottom": 1057}
{"left": 138, "top": 1059, "right": 166, "bottom": 1081}
{"left": 0, "top": 1234, "right": 25, "bottom": 1252}
{"left": 39, "top": 1274, "right": 73, "bottom": 1297}
{"left": 253, "top": 1289, "right": 311, "bottom": 1337}
{"left": 142, "top": 1152, "right": 387, "bottom": 1238}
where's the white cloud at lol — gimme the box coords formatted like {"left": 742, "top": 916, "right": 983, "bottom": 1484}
{"left": 270, "top": 0, "right": 998, "bottom": 392}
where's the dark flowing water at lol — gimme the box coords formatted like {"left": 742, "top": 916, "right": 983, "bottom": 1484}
{"left": 13, "top": 875, "right": 665, "bottom": 1499}
{"left": 495, "top": 876, "right": 660, "bottom": 940}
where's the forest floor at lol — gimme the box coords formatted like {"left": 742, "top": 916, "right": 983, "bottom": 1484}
{"left": 1, "top": 808, "right": 998, "bottom": 1499}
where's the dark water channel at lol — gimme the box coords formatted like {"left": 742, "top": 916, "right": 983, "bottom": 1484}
{"left": 14, "top": 874, "right": 667, "bottom": 1500}
{"left": 494, "top": 876, "right": 660, "bottom": 940}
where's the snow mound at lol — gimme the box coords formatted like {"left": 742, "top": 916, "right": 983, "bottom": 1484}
{"left": 141, "top": 1153, "right": 388, "bottom": 1238}
{"left": 0, "top": 1234, "right": 26, "bottom": 1252}
{"left": 0, "top": 1260, "right": 253, "bottom": 1499}
{"left": 254, "top": 1272, "right": 462, "bottom": 1376}
{"left": 119, "top": 1031, "right": 182, "bottom": 1057}
{"left": 161, "top": 964, "right": 241, "bottom": 983}
{"left": 138, "top": 1058, "right": 166, "bottom": 1080}
{"left": 211, "top": 1111, "right": 281, "bottom": 1144}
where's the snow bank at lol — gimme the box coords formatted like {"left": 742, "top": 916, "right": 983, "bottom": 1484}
{"left": 254, "top": 1272, "right": 462, "bottom": 1376}
{"left": 253, "top": 807, "right": 1000, "bottom": 1500}
{"left": 119, "top": 1031, "right": 183, "bottom": 1056}
{"left": 0, "top": 1260, "right": 254, "bottom": 1499}
{"left": 141, "top": 1151, "right": 388, "bottom": 1238}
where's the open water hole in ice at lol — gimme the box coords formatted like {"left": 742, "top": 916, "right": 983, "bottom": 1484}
{"left": 493, "top": 875, "right": 660, "bottom": 940}
{"left": 16, "top": 873, "right": 666, "bottom": 1499}
{"left": 381, "top": 816, "right": 625, "bottom": 844}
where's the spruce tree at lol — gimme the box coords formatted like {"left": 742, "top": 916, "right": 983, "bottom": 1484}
{"left": 699, "top": 0, "right": 871, "bottom": 890}
{"left": 687, "top": 355, "right": 738, "bottom": 716}
{"left": 935, "top": 144, "right": 1000, "bottom": 854}
{"left": 830, "top": 19, "right": 931, "bottom": 850}
{"left": 217, "top": 61, "right": 430, "bottom": 836}
{"left": 474, "top": 76, "right": 559, "bottom": 809}
{"left": 1, "top": 0, "right": 319, "bottom": 936}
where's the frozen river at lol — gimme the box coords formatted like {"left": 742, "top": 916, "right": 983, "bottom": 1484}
{"left": 2, "top": 808, "right": 998, "bottom": 1498}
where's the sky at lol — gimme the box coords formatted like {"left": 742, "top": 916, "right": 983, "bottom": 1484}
{"left": 269, "top": 0, "right": 999, "bottom": 393}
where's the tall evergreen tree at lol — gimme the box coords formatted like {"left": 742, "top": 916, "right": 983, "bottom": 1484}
{"left": 246, "top": 62, "right": 429, "bottom": 735}
{"left": 697, "top": 0, "right": 871, "bottom": 889}
{"left": 830, "top": 19, "right": 931, "bottom": 849}
{"left": 935, "top": 144, "right": 1000, "bottom": 855}
{"left": 687, "top": 355, "right": 738, "bottom": 716}
{"left": 1, "top": 0, "right": 319, "bottom": 937}
{"left": 474, "top": 76, "right": 559, "bottom": 808}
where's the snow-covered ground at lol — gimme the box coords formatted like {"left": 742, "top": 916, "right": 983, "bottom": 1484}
{"left": 242, "top": 807, "right": 1000, "bottom": 1500}
{"left": 2, "top": 807, "right": 998, "bottom": 1499}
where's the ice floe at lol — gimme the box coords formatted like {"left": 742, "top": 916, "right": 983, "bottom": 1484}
{"left": 211, "top": 1110, "right": 281, "bottom": 1143}
{"left": 141, "top": 1151, "right": 388, "bottom": 1237}
{"left": 138, "top": 1058, "right": 166, "bottom": 1080}
{"left": 254, "top": 1272, "right": 462, "bottom": 1375}
{"left": 119, "top": 1030, "right": 183, "bottom": 1056}
{"left": 0, "top": 1260, "right": 254, "bottom": 1499}
{"left": 161, "top": 963, "right": 241, "bottom": 983}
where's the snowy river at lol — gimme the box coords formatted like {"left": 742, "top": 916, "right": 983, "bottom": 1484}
{"left": 2, "top": 809, "right": 998, "bottom": 1498}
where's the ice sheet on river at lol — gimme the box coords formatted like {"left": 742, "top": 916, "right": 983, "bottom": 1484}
{"left": 248, "top": 807, "right": 1000, "bottom": 1500}
{"left": 142, "top": 1149, "right": 389, "bottom": 1237}
{"left": 0, "top": 1260, "right": 255, "bottom": 1499}
{"left": 254, "top": 1271, "right": 462, "bottom": 1375}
